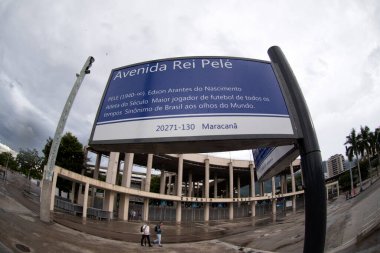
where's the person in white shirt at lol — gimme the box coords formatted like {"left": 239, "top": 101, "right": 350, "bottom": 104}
{"left": 140, "top": 224, "right": 152, "bottom": 247}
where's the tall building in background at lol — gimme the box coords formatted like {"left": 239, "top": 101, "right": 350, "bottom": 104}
{"left": 327, "top": 154, "right": 346, "bottom": 177}
{"left": 321, "top": 161, "right": 328, "bottom": 178}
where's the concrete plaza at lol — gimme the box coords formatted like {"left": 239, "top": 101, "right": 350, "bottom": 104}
{"left": 1, "top": 171, "right": 379, "bottom": 253}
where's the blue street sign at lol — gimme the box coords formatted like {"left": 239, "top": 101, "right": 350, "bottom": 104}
{"left": 89, "top": 56, "right": 296, "bottom": 152}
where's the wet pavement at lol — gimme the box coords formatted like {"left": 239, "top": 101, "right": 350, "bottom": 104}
{"left": 1, "top": 170, "right": 380, "bottom": 253}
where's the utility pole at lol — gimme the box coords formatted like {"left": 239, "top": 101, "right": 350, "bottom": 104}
{"left": 40, "top": 56, "right": 94, "bottom": 222}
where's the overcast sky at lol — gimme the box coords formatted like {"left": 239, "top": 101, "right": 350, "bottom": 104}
{"left": 1, "top": 0, "right": 379, "bottom": 162}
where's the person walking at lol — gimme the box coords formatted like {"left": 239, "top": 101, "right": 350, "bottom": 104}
{"left": 153, "top": 221, "right": 163, "bottom": 247}
{"left": 140, "top": 223, "right": 146, "bottom": 246}
{"left": 141, "top": 223, "right": 152, "bottom": 247}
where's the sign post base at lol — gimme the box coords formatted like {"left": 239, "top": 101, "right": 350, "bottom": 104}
{"left": 40, "top": 179, "right": 52, "bottom": 223}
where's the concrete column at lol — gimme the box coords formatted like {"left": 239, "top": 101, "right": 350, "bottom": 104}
{"left": 143, "top": 154, "right": 153, "bottom": 221}
{"left": 290, "top": 164, "right": 296, "bottom": 192}
{"left": 229, "top": 162, "right": 234, "bottom": 220}
{"left": 122, "top": 153, "right": 134, "bottom": 188}
{"left": 336, "top": 182, "right": 339, "bottom": 197}
{"left": 229, "top": 203, "right": 234, "bottom": 220}
{"left": 106, "top": 152, "right": 119, "bottom": 184}
{"left": 225, "top": 180, "right": 228, "bottom": 198}
{"left": 204, "top": 159, "right": 210, "bottom": 222}
{"left": 174, "top": 174, "right": 178, "bottom": 196}
{"left": 290, "top": 163, "right": 296, "bottom": 211}
{"left": 184, "top": 181, "right": 188, "bottom": 196}
{"left": 119, "top": 153, "right": 134, "bottom": 220}
{"left": 201, "top": 180, "right": 205, "bottom": 198}
{"left": 214, "top": 173, "right": 217, "bottom": 198}
{"left": 145, "top": 154, "right": 153, "bottom": 191}
{"left": 249, "top": 163, "right": 256, "bottom": 217}
{"left": 116, "top": 158, "right": 122, "bottom": 186}
{"left": 93, "top": 153, "right": 101, "bottom": 180}
{"left": 260, "top": 182, "right": 264, "bottom": 196}
{"left": 140, "top": 178, "right": 146, "bottom": 190}
{"left": 272, "top": 176, "right": 277, "bottom": 215}
{"left": 167, "top": 175, "right": 172, "bottom": 195}
{"left": 91, "top": 153, "right": 101, "bottom": 206}
{"left": 176, "top": 154, "right": 183, "bottom": 223}
{"left": 280, "top": 174, "right": 285, "bottom": 194}
{"left": 78, "top": 169, "right": 85, "bottom": 202}
{"left": 204, "top": 201, "right": 210, "bottom": 222}
{"left": 103, "top": 152, "right": 119, "bottom": 218}
{"left": 103, "top": 190, "right": 115, "bottom": 218}
{"left": 71, "top": 181, "right": 76, "bottom": 203}
{"left": 237, "top": 176, "right": 241, "bottom": 207}
{"left": 50, "top": 171, "right": 58, "bottom": 211}
{"left": 82, "top": 182, "right": 89, "bottom": 218}
{"left": 188, "top": 172, "right": 193, "bottom": 197}
{"left": 229, "top": 163, "right": 234, "bottom": 198}
{"left": 160, "top": 171, "right": 166, "bottom": 194}
{"left": 326, "top": 186, "right": 329, "bottom": 200}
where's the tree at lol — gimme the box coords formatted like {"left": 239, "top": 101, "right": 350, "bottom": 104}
{"left": 358, "top": 126, "right": 373, "bottom": 181}
{"left": 370, "top": 127, "right": 380, "bottom": 175}
{"left": 42, "top": 132, "right": 85, "bottom": 195}
{"left": 0, "top": 152, "right": 17, "bottom": 171}
{"left": 358, "top": 160, "right": 369, "bottom": 180}
{"left": 42, "top": 132, "right": 85, "bottom": 173}
{"left": 16, "top": 149, "right": 43, "bottom": 180}
{"left": 338, "top": 171, "right": 352, "bottom": 192}
{"left": 368, "top": 131, "right": 377, "bottom": 157}
{"left": 150, "top": 175, "right": 161, "bottom": 193}
{"left": 345, "top": 128, "right": 363, "bottom": 191}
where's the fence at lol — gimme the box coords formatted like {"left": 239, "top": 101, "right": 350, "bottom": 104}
{"left": 54, "top": 197, "right": 83, "bottom": 215}
{"left": 87, "top": 207, "right": 112, "bottom": 220}
{"left": 126, "top": 196, "right": 305, "bottom": 222}
{"left": 55, "top": 194, "right": 305, "bottom": 222}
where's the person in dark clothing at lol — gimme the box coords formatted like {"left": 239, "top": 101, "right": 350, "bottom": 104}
{"left": 153, "top": 222, "right": 163, "bottom": 247}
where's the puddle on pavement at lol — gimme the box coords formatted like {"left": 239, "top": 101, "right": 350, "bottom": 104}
{"left": 15, "top": 243, "right": 31, "bottom": 252}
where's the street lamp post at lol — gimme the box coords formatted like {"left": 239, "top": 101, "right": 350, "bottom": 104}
{"left": 40, "top": 56, "right": 94, "bottom": 222}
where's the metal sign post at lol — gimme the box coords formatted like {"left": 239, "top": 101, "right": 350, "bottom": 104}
{"left": 40, "top": 56, "right": 94, "bottom": 222}
{"left": 268, "top": 46, "right": 326, "bottom": 253}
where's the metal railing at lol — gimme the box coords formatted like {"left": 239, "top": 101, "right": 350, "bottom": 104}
{"left": 87, "top": 207, "right": 112, "bottom": 220}
{"left": 55, "top": 197, "right": 83, "bottom": 215}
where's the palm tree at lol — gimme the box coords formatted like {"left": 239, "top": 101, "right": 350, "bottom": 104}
{"left": 358, "top": 126, "right": 373, "bottom": 182}
{"left": 368, "top": 131, "right": 376, "bottom": 155}
{"left": 368, "top": 129, "right": 380, "bottom": 176}
{"left": 374, "top": 127, "right": 380, "bottom": 175}
{"left": 345, "top": 128, "right": 362, "bottom": 191}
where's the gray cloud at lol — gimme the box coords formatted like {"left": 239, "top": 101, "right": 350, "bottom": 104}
{"left": 0, "top": 0, "right": 379, "bottom": 161}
